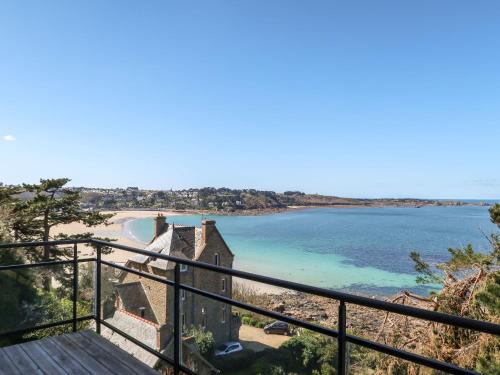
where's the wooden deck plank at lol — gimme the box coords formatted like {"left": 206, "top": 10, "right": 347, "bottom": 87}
{"left": 17, "top": 340, "right": 68, "bottom": 375}
{"left": 40, "top": 336, "right": 92, "bottom": 375}
{"left": 0, "top": 348, "right": 22, "bottom": 375}
{"left": 53, "top": 334, "right": 115, "bottom": 375}
{"left": 79, "top": 330, "right": 159, "bottom": 375}
{"left": 2, "top": 344, "right": 44, "bottom": 374}
{"left": 64, "top": 332, "right": 147, "bottom": 375}
{"left": 0, "top": 331, "right": 161, "bottom": 375}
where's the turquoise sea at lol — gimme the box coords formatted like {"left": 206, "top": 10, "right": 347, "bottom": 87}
{"left": 125, "top": 205, "right": 498, "bottom": 296}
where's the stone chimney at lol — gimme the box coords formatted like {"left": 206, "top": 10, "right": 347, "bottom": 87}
{"left": 201, "top": 219, "right": 216, "bottom": 243}
{"left": 154, "top": 214, "right": 168, "bottom": 238}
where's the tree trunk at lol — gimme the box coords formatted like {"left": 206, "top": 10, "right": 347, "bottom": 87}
{"left": 42, "top": 212, "right": 51, "bottom": 291}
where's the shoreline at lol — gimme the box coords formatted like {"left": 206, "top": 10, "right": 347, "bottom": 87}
{"left": 55, "top": 210, "right": 178, "bottom": 263}
{"left": 56, "top": 209, "right": 443, "bottom": 296}
{"left": 103, "top": 201, "right": 492, "bottom": 218}
{"left": 54, "top": 209, "right": 292, "bottom": 294}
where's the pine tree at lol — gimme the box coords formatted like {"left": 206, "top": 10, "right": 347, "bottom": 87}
{"left": 0, "top": 178, "right": 114, "bottom": 290}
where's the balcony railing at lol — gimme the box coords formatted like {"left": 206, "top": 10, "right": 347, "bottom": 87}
{"left": 0, "top": 239, "right": 499, "bottom": 375}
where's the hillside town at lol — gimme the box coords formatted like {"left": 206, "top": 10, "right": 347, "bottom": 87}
{"left": 69, "top": 186, "right": 490, "bottom": 212}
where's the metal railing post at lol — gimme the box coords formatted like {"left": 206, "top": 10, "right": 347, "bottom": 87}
{"left": 338, "top": 301, "right": 346, "bottom": 375}
{"left": 72, "top": 243, "right": 78, "bottom": 332}
{"left": 174, "top": 263, "right": 181, "bottom": 375}
{"left": 95, "top": 244, "right": 101, "bottom": 334}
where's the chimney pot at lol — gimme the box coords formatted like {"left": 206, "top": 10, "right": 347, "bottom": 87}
{"left": 201, "top": 220, "right": 216, "bottom": 243}
{"left": 154, "top": 214, "right": 168, "bottom": 238}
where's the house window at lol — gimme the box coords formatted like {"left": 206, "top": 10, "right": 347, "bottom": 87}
{"left": 214, "top": 253, "right": 220, "bottom": 266}
{"left": 201, "top": 308, "right": 207, "bottom": 328}
{"left": 181, "top": 313, "right": 186, "bottom": 332}
{"left": 181, "top": 289, "right": 186, "bottom": 301}
{"left": 221, "top": 306, "right": 226, "bottom": 324}
{"left": 221, "top": 278, "right": 226, "bottom": 292}
{"left": 180, "top": 263, "right": 188, "bottom": 272}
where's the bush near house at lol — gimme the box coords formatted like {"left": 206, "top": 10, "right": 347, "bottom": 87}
{"left": 226, "top": 330, "right": 337, "bottom": 375}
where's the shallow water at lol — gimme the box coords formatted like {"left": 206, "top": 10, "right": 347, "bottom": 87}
{"left": 125, "top": 206, "right": 497, "bottom": 296}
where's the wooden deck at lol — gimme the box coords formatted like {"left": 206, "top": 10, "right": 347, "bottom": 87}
{"left": 0, "top": 330, "right": 160, "bottom": 374}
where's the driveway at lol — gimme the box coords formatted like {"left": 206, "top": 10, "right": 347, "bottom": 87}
{"left": 239, "top": 325, "right": 291, "bottom": 352}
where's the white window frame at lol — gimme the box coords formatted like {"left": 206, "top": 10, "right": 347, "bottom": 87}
{"left": 221, "top": 278, "right": 226, "bottom": 292}
{"left": 221, "top": 306, "right": 226, "bottom": 324}
{"left": 180, "top": 263, "right": 188, "bottom": 272}
{"left": 214, "top": 253, "right": 220, "bottom": 266}
{"left": 181, "top": 289, "right": 186, "bottom": 301}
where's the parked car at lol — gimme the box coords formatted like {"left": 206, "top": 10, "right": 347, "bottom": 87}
{"left": 214, "top": 342, "right": 243, "bottom": 357}
{"left": 263, "top": 321, "right": 290, "bottom": 335}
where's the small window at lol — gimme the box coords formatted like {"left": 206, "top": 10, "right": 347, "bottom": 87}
{"left": 221, "top": 306, "right": 226, "bottom": 324}
{"left": 201, "top": 308, "right": 207, "bottom": 328}
{"left": 181, "top": 289, "right": 186, "bottom": 301}
{"left": 180, "top": 263, "right": 188, "bottom": 272}
{"left": 181, "top": 313, "right": 186, "bottom": 331}
{"left": 214, "top": 253, "right": 220, "bottom": 266}
{"left": 221, "top": 278, "right": 226, "bottom": 292}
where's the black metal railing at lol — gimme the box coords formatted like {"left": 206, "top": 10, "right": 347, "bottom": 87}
{"left": 0, "top": 239, "right": 499, "bottom": 375}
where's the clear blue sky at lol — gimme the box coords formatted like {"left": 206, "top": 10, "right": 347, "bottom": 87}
{"left": 1, "top": 1, "right": 499, "bottom": 199}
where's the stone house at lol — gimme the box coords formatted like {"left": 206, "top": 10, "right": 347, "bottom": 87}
{"left": 103, "top": 215, "right": 240, "bottom": 373}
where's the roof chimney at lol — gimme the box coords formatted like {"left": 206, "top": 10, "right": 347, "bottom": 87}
{"left": 154, "top": 214, "right": 168, "bottom": 238}
{"left": 201, "top": 220, "right": 216, "bottom": 243}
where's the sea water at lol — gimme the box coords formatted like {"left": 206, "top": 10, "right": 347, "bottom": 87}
{"left": 125, "top": 206, "right": 498, "bottom": 296}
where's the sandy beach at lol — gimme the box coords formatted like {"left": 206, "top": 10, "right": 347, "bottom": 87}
{"left": 55, "top": 210, "right": 179, "bottom": 263}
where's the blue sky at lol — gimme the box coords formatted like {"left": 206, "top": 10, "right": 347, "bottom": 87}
{"left": 0, "top": 1, "right": 499, "bottom": 199}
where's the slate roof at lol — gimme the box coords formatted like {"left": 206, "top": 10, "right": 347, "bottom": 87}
{"left": 128, "top": 224, "right": 201, "bottom": 266}
{"left": 102, "top": 315, "right": 219, "bottom": 373}
{"left": 149, "top": 250, "right": 189, "bottom": 271}
{"left": 102, "top": 311, "right": 160, "bottom": 367}
{"left": 115, "top": 282, "right": 158, "bottom": 324}
{"left": 126, "top": 221, "right": 233, "bottom": 271}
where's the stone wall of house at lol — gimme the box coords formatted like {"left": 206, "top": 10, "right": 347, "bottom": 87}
{"left": 121, "top": 220, "right": 236, "bottom": 346}
{"left": 193, "top": 222, "right": 234, "bottom": 344}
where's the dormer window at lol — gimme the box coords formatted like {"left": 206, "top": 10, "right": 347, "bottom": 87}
{"left": 214, "top": 253, "right": 220, "bottom": 266}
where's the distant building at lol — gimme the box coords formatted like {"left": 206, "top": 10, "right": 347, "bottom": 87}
{"left": 103, "top": 215, "right": 239, "bottom": 373}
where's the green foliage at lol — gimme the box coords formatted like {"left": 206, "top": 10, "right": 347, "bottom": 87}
{"left": 23, "top": 292, "right": 91, "bottom": 340}
{"left": 0, "top": 179, "right": 103, "bottom": 347}
{"left": 188, "top": 326, "right": 214, "bottom": 356}
{"left": 410, "top": 251, "right": 443, "bottom": 285}
{"left": 490, "top": 204, "right": 500, "bottom": 226}
{"left": 240, "top": 312, "right": 269, "bottom": 328}
{"left": 226, "top": 332, "right": 337, "bottom": 375}
{"left": 447, "top": 244, "right": 494, "bottom": 271}
{"left": 280, "top": 331, "right": 337, "bottom": 373}
{"left": 0, "top": 250, "right": 38, "bottom": 345}
{"left": 0, "top": 178, "right": 114, "bottom": 290}
{"left": 475, "top": 271, "right": 500, "bottom": 315}
{"left": 405, "top": 203, "right": 500, "bottom": 373}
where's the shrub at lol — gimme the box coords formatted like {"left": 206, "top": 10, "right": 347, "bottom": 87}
{"left": 212, "top": 349, "right": 256, "bottom": 371}
{"left": 188, "top": 327, "right": 214, "bottom": 356}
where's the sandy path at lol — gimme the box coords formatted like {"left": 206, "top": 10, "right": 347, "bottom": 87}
{"left": 54, "top": 210, "right": 179, "bottom": 263}
{"left": 239, "top": 325, "right": 290, "bottom": 351}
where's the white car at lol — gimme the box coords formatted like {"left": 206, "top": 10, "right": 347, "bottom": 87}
{"left": 214, "top": 341, "right": 243, "bottom": 357}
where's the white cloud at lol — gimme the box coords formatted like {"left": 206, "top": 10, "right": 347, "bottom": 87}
{"left": 2, "top": 135, "right": 16, "bottom": 141}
